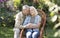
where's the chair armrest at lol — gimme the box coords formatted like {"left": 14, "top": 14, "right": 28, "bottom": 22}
{"left": 20, "top": 29, "right": 24, "bottom": 38}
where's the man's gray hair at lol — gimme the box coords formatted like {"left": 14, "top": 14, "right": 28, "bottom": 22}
{"left": 22, "top": 5, "right": 30, "bottom": 10}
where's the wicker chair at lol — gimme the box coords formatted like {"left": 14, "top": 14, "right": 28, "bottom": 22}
{"left": 20, "top": 9, "right": 46, "bottom": 38}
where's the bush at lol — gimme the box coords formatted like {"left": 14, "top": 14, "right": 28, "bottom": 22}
{"left": 0, "top": 8, "right": 15, "bottom": 27}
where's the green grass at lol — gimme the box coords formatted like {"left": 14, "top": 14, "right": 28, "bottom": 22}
{"left": 0, "top": 26, "right": 60, "bottom": 38}
{"left": 0, "top": 27, "right": 14, "bottom": 38}
{"left": 44, "top": 27, "right": 60, "bottom": 38}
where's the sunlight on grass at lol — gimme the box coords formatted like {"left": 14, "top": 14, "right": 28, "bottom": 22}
{"left": 44, "top": 27, "right": 60, "bottom": 38}
{"left": 0, "top": 26, "right": 60, "bottom": 38}
{"left": 0, "top": 27, "right": 14, "bottom": 38}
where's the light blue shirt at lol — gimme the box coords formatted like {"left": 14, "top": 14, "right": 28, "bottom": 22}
{"left": 23, "top": 15, "right": 41, "bottom": 32}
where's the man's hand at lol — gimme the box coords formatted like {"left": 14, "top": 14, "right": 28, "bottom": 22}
{"left": 24, "top": 23, "right": 33, "bottom": 28}
{"left": 26, "top": 23, "right": 32, "bottom": 26}
{"left": 15, "top": 25, "right": 25, "bottom": 29}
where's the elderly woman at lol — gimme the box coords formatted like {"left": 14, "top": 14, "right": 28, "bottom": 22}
{"left": 23, "top": 6, "right": 41, "bottom": 38}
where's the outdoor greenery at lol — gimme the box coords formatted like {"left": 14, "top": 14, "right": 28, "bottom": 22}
{"left": 0, "top": 0, "right": 60, "bottom": 38}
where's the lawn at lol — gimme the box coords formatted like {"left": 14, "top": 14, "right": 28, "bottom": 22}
{"left": 44, "top": 26, "right": 60, "bottom": 38}
{"left": 0, "top": 27, "right": 14, "bottom": 38}
{"left": 0, "top": 26, "right": 60, "bottom": 38}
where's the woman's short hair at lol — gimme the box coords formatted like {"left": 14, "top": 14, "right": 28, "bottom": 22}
{"left": 30, "top": 6, "right": 38, "bottom": 15}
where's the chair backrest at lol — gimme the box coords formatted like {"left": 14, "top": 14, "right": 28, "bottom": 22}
{"left": 37, "top": 9, "right": 46, "bottom": 29}
{"left": 37, "top": 9, "right": 46, "bottom": 38}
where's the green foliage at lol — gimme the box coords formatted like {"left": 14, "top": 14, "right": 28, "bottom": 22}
{"left": 0, "top": 8, "right": 15, "bottom": 27}
{"left": 50, "top": 12, "right": 55, "bottom": 17}
{"left": 13, "top": 0, "right": 21, "bottom": 8}
{"left": 53, "top": 0, "right": 60, "bottom": 6}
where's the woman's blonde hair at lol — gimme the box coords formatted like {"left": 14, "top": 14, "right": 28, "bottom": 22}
{"left": 30, "top": 6, "right": 38, "bottom": 16}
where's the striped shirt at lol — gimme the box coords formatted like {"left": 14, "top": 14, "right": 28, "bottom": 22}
{"left": 23, "top": 15, "right": 41, "bottom": 32}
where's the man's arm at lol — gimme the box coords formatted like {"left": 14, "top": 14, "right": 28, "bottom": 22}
{"left": 14, "top": 12, "right": 25, "bottom": 29}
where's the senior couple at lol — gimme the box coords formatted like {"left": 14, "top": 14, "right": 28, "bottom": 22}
{"left": 13, "top": 5, "right": 41, "bottom": 38}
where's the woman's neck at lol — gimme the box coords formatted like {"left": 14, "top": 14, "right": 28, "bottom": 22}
{"left": 31, "top": 14, "right": 37, "bottom": 17}
{"left": 31, "top": 15, "right": 35, "bottom": 17}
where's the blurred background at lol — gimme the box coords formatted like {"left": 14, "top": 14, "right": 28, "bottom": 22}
{"left": 0, "top": 0, "right": 60, "bottom": 38}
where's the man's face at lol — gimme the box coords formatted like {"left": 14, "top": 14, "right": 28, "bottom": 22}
{"left": 22, "top": 8, "right": 30, "bottom": 15}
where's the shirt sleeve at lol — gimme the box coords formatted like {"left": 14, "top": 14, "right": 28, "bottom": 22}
{"left": 15, "top": 12, "right": 23, "bottom": 21}
{"left": 14, "top": 12, "right": 23, "bottom": 27}
{"left": 34, "top": 15, "right": 41, "bottom": 24}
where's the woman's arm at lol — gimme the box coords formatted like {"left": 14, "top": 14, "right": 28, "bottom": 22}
{"left": 25, "top": 23, "right": 41, "bottom": 28}
{"left": 24, "top": 15, "right": 41, "bottom": 28}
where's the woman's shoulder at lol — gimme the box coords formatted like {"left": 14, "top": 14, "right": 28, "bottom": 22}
{"left": 16, "top": 12, "right": 21, "bottom": 15}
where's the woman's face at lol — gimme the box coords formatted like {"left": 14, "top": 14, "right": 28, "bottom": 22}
{"left": 30, "top": 8, "right": 35, "bottom": 16}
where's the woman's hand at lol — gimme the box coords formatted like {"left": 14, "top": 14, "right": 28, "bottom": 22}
{"left": 26, "top": 23, "right": 32, "bottom": 26}
{"left": 22, "top": 23, "right": 32, "bottom": 28}
{"left": 25, "top": 23, "right": 40, "bottom": 28}
{"left": 22, "top": 23, "right": 40, "bottom": 28}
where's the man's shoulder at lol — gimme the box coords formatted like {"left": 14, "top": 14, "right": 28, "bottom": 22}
{"left": 17, "top": 12, "right": 23, "bottom": 15}
{"left": 16, "top": 12, "right": 23, "bottom": 17}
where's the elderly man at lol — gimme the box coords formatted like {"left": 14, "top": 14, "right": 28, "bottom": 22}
{"left": 13, "top": 5, "right": 30, "bottom": 38}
